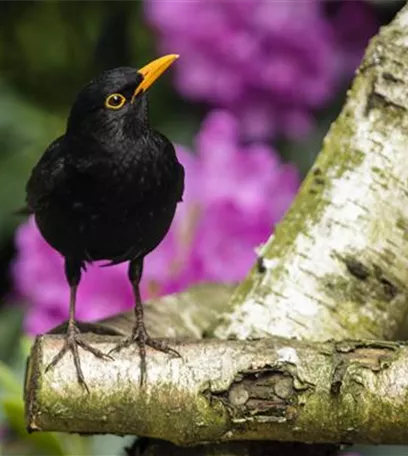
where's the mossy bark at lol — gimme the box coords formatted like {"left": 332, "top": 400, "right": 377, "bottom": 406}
{"left": 24, "top": 3, "right": 408, "bottom": 455}
{"left": 214, "top": 3, "right": 408, "bottom": 342}
{"left": 26, "top": 335, "right": 408, "bottom": 445}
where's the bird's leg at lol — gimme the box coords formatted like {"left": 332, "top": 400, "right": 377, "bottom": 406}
{"left": 45, "top": 259, "right": 110, "bottom": 392}
{"left": 109, "top": 258, "right": 181, "bottom": 385}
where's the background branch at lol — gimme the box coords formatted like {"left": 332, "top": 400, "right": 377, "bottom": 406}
{"left": 98, "top": 282, "right": 234, "bottom": 339}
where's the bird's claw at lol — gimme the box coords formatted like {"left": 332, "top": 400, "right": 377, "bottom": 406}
{"left": 108, "top": 325, "right": 181, "bottom": 386}
{"left": 45, "top": 324, "right": 111, "bottom": 392}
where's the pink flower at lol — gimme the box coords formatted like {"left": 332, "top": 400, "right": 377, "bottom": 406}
{"left": 145, "top": 0, "right": 378, "bottom": 140}
{"left": 12, "top": 111, "right": 299, "bottom": 334}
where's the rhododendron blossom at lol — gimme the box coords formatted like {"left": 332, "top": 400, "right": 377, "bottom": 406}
{"left": 145, "top": 0, "right": 377, "bottom": 140}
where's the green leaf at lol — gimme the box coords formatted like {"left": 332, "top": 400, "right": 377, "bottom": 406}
{"left": 0, "top": 307, "right": 24, "bottom": 362}
{"left": 2, "top": 397, "right": 66, "bottom": 456}
{"left": 0, "top": 360, "right": 20, "bottom": 396}
{"left": 19, "top": 336, "right": 33, "bottom": 359}
{"left": 0, "top": 79, "right": 64, "bottom": 241}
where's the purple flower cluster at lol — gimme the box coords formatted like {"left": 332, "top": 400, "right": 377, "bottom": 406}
{"left": 145, "top": 0, "right": 377, "bottom": 140}
{"left": 12, "top": 111, "right": 299, "bottom": 334}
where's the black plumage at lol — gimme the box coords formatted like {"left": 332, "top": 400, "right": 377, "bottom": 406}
{"left": 25, "top": 55, "right": 184, "bottom": 388}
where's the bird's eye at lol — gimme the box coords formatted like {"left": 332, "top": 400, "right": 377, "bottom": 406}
{"left": 105, "top": 93, "right": 126, "bottom": 110}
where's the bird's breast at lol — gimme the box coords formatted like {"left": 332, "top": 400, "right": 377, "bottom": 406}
{"left": 34, "top": 133, "right": 183, "bottom": 262}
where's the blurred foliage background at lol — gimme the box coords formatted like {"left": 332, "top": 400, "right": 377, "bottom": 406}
{"left": 0, "top": 1, "right": 405, "bottom": 455}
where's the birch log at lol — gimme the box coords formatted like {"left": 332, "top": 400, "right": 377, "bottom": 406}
{"left": 27, "top": 336, "right": 408, "bottom": 445}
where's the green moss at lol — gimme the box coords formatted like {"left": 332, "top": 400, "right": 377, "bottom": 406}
{"left": 318, "top": 259, "right": 404, "bottom": 338}
{"left": 372, "top": 166, "right": 387, "bottom": 180}
{"left": 34, "top": 362, "right": 231, "bottom": 445}
{"left": 295, "top": 356, "right": 408, "bottom": 444}
{"left": 370, "top": 165, "right": 393, "bottom": 190}
{"left": 396, "top": 217, "right": 408, "bottom": 242}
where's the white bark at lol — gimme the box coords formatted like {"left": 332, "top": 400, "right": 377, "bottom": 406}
{"left": 215, "top": 4, "right": 408, "bottom": 343}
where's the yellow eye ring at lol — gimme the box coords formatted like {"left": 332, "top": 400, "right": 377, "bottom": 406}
{"left": 105, "top": 93, "right": 126, "bottom": 110}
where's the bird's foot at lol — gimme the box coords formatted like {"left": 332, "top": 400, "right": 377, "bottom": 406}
{"left": 109, "top": 323, "right": 181, "bottom": 386}
{"left": 45, "top": 323, "right": 112, "bottom": 392}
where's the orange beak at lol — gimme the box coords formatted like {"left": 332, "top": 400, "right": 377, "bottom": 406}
{"left": 132, "top": 54, "right": 179, "bottom": 102}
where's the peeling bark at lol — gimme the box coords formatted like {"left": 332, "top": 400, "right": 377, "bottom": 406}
{"left": 26, "top": 336, "right": 408, "bottom": 445}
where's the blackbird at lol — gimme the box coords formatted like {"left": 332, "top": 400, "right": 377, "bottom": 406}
{"left": 24, "top": 54, "right": 184, "bottom": 389}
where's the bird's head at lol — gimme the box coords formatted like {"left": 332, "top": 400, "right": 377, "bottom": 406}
{"left": 66, "top": 54, "right": 179, "bottom": 137}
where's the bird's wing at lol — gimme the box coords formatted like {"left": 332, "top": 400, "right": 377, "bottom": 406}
{"left": 25, "top": 137, "right": 69, "bottom": 212}
{"left": 176, "top": 161, "right": 185, "bottom": 202}
{"left": 161, "top": 138, "right": 185, "bottom": 203}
